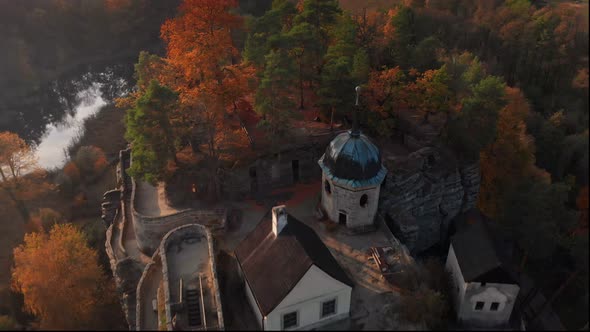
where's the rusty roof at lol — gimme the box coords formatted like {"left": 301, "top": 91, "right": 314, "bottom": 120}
{"left": 235, "top": 210, "right": 353, "bottom": 315}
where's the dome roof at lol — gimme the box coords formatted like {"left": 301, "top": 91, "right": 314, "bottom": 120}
{"left": 322, "top": 130, "right": 382, "bottom": 181}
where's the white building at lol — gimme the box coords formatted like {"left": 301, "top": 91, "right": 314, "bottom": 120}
{"left": 235, "top": 206, "right": 354, "bottom": 330}
{"left": 446, "top": 210, "right": 520, "bottom": 328}
{"left": 317, "top": 128, "right": 387, "bottom": 231}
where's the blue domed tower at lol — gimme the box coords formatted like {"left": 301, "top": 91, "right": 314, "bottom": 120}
{"left": 318, "top": 87, "right": 387, "bottom": 229}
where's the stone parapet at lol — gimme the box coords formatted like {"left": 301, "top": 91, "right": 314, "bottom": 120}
{"left": 126, "top": 150, "right": 227, "bottom": 256}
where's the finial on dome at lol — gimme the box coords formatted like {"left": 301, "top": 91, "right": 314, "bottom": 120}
{"left": 351, "top": 86, "right": 361, "bottom": 137}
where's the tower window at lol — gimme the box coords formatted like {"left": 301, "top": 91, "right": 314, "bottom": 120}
{"left": 324, "top": 180, "right": 331, "bottom": 195}
{"left": 360, "top": 194, "right": 368, "bottom": 207}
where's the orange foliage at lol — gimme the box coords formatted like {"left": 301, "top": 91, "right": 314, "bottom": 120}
{"left": 365, "top": 66, "right": 406, "bottom": 116}
{"left": 63, "top": 161, "right": 80, "bottom": 183}
{"left": 73, "top": 146, "right": 108, "bottom": 177}
{"left": 0, "top": 131, "right": 38, "bottom": 182}
{"left": 479, "top": 87, "right": 548, "bottom": 218}
{"left": 12, "top": 224, "right": 109, "bottom": 329}
{"left": 0, "top": 132, "right": 53, "bottom": 221}
{"left": 160, "top": 0, "right": 242, "bottom": 90}
{"left": 104, "top": 0, "right": 134, "bottom": 11}
{"left": 159, "top": 0, "right": 256, "bottom": 159}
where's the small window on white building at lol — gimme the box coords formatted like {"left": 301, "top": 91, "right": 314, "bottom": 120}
{"left": 360, "top": 194, "right": 368, "bottom": 207}
{"left": 490, "top": 302, "right": 500, "bottom": 311}
{"left": 321, "top": 298, "right": 337, "bottom": 318}
{"left": 282, "top": 311, "right": 298, "bottom": 329}
{"left": 475, "top": 301, "right": 485, "bottom": 311}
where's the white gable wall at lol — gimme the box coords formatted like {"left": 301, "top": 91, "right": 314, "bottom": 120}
{"left": 264, "top": 265, "right": 352, "bottom": 330}
{"left": 446, "top": 244, "right": 467, "bottom": 310}
{"left": 445, "top": 244, "right": 520, "bottom": 328}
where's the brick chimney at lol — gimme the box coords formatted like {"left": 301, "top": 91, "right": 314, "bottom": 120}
{"left": 272, "top": 205, "right": 288, "bottom": 236}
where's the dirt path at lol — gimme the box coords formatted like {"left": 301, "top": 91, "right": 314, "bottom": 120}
{"left": 135, "top": 181, "right": 178, "bottom": 217}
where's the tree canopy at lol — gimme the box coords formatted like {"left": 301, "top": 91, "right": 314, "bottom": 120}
{"left": 12, "top": 224, "right": 117, "bottom": 330}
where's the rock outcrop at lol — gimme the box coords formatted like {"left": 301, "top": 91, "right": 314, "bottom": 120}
{"left": 378, "top": 147, "right": 480, "bottom": 253}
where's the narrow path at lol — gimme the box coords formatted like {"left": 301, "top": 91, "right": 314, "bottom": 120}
{"left": 122, "top": 155, "right": 151, "bottom": 265}
{"left": 139, "top": 262, "right": 162, "bottom": 331}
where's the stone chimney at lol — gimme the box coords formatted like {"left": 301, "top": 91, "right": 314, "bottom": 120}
{"left": 272, "top": 205, "right": 288, "bottom": 236}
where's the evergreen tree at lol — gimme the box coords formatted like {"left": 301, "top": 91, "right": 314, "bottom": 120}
{"left": 318, "top": 14, "right": 358, "bottom": 120}
{"left": 243, "top": 0, "right": 297, "bottom": 68}
{"left": 125, "top": 80, "right": 178, "bottom": 184}
{"left": 255, "top": 49, "right": 298, "bottom": 138}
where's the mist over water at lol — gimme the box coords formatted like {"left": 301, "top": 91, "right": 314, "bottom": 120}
{"left": 35, "top": 83, "right": 107, "bottom": 169}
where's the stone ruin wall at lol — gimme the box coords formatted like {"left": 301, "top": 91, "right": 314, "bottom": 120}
{"left": 221, "top": 139, "right": 329, "bottom": 200}
{"left": 105, "top": 148, "right": 228, "bottom": 330}
{"left": 127, "top": 151, "right": 227, "bottom": 256}
{"left": 136, "top": 258, "right": 160, "bottom": 331}
{"left": 158, "top": 224, "right": 224, "bottom": 331}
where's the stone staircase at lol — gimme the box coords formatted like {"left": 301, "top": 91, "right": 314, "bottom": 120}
{"left": 185, "top": 286, "right": 203, "bottom": 327}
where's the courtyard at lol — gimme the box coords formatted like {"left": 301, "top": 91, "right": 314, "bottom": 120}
{"left": 215, "top": 180, "right": 422, "bottom": 330}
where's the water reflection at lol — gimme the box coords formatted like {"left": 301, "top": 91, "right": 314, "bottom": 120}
{"left": 0, "top": 61, "right": 133, "bottom": 145}
{"left": 35, "top": 83, "right": 106, "bottom": 169}
{"left": 0, "top": 61, "right": 134, "bottom": 169}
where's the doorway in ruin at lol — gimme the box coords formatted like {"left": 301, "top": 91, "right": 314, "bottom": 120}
{"left": 291, "top": 160, "right": 300, "bottom": 183}
{"left": 338, "top": 212, "right": 347, "bottom": 225}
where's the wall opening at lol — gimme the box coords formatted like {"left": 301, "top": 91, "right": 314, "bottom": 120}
{"left": 249, "top": 167, "right": 258, "bottom": 193}
{"left": 292, "top": 160, "right": 299, "bottom": 183}
{"left": 338, "top": 212, "right": 347, "bottom": 225}
{"left": 360, "top": 194, "right": 368, "bottom": 207}
{"left": 324, "top": 180, "right": 331, "bottom": 195}
{"left": 271, "top": 164, "right": 280, "bottom": 181}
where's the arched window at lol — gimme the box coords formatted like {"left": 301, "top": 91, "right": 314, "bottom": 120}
{"left": 360, "top": 194, "right": 368, "bottom": 207}
{"left": 324, "top": 180, "right": 331, "bottom": 195}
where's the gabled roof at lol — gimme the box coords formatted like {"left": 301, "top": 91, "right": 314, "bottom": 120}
{"left": 451, "top": 210, "right": 518, "bottom": 285}
{"left": 235, "top": 210, "right": 353, "bottom": 315}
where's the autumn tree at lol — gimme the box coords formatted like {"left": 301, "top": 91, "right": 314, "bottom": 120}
{"left": 255, "top": 49, "right": 298, "bottom": 138}
{"left": 478, "top": 87, "right": 544, "bottom": 219}
{"left": 27, "top": 208, "right": 62, "bottom": 234}
{"left": 125, "top": 80, "right": 179, "bottom": 184}
{"left": 364, "top": 67, "right": 406, "bottom": 137}
{"left": 73, "top": 146, "right": 108, "bottom": 178}
{"left": 12, "top": 224, "right": 117, "bottom": 330}
{"left": 406, "top": 65, "right": 452, "bottom": 124}
{"left": 0, "top": 132, "right": 51, "bottom": 222}
{"left": 159, "top": 0, "right": 256, "bottom": 199}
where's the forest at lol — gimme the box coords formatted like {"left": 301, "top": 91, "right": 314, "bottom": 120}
{"left": 0, "top": 0, "right": 588, "bottom": 330}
